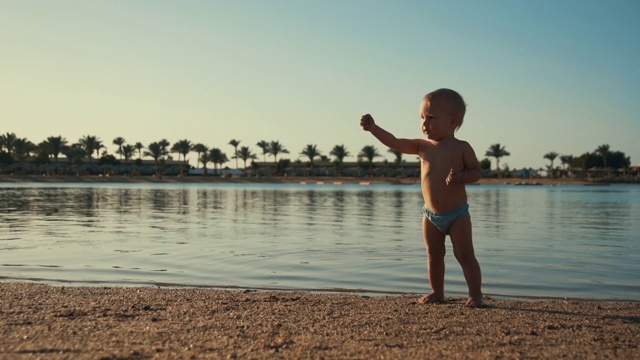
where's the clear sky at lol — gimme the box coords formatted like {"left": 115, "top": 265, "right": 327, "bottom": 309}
{"left": 2, "top": 1, "right": 639, "bottom": 169}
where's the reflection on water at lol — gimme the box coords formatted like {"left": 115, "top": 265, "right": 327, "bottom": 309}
{"left": 1, "top": 183, "right": 639, "bottom": 300}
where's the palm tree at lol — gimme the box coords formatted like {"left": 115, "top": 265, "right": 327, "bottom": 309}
{"left": 485, "top": 144, "right": 510, "bottom": 178}
{"left": 543, "top": 152, "right": 558, "bottom": 168}
{"left": 387, "top": 148, "right": 403, "bottom": 176}
{"left": 209, "top": 148, "right": 228, "bottom": 174}
{"left": 330, "top": 144, "right": 350, "bottom": 175}
{"left": 256, "top": 140, "right": 270, "bottom": 162}
{"left": 560, "top": 155, "right": 573, "bottom": 170}
{"left": 236, "top": 146, "right": 257, "bottom": 169}
{"left": 79, "top": 135, "right": 101, "bottom": 163}
{"left": 44, "top": 136, "right": 68, "bottom": 163}
{"left": 192, "top": 143, "right": 208, "bottom": 168}
{"left": 144, "top": 142, "right": 164, "bottom": 175}
{"left": 543, "top": 151, "right": 559, "bottom": 178}
{"left": 359, "top": 145, "right": 381, "bottom": 170}
{"left": 388, "top": 148, "right": 402, "bottom": 165}
{"left": 122, "top": 144, "right": 135, "bottom": 164}
{"left": 61, "top": 143, "right": 85, "bottom": 168}
{"left": 197, "top": 145, "right": 210, "bottom": 175}
{"left": 158, "top": 139, "right": 170, "bottom": 160}
{"left": 268, "top": 141, "right": 289, "bottom": 163}
{"left": 113, "top": 137, "right": 126, "bottom": 159}
{"left": 134, "top": 142, "right": 144, "bottom": 160}
{"left": 559, "top": 154, "right": 574, "bottom": 178}
{"left": 35, "top": 140, "right": 51, "bottom": 163}
{"left": 171, "top": 139, "right": 193, "bottom": 163}
{"left": 95, "top": 139, "right": 105, "bottom": 159}
{"left": 596, "top": 144, "right": 610, "bottom": 168}
{"left": 229, "top": 139, "right": 241, "bottom": 169}
{"left": 300, "top": 144, "right": 322, "bottom": 169}
{"left": 0, "top": 132, "right": 18, "bottom": 156}
{"left": 13, "top": 138, "right": 36, "bottom": 170}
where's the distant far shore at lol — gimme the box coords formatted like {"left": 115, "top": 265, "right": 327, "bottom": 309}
{"left": 1, "top": 174, "right": 636, "bottom": 186}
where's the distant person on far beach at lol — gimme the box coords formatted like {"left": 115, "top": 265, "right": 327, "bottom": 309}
{"left": 360, "top": 88, "right": 484, "bottom": 307}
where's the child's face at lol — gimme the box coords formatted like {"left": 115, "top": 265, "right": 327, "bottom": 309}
{"left": 420, "top": 98, "right": 458, "bottom": 141}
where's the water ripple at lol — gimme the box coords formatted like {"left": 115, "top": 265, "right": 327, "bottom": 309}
{"left": 1, "top": 182, "right": 638, "bottom": 300}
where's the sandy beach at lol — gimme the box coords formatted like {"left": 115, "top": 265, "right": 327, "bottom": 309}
{"left": 1, "top": 283, "right": 638, "bottom": 359}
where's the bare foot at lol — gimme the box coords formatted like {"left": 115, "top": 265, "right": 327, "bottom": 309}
{"left": 465, "top": 295, "right": 485, "bottom": 308}
{"left": 418, "top": 293, "right": 445, "bottom": 304}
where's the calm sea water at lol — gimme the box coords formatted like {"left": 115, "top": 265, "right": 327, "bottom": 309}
{"left": 1, "top": 182, "right": 638, "bottom": 300}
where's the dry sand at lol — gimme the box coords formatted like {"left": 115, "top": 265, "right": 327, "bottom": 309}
{"left": 1, "top": 283, "right": 638, "bottom": 359}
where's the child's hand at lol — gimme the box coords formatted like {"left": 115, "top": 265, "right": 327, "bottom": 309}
{"left": 446, "top": 168, "right": 461, "bottom": 186}
{"left": 360, "top": 114, "right": 376, "bottom": 131}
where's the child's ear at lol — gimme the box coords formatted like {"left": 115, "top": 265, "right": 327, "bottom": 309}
{"left": 451, "top": 113, "right": 461, "bottom": 127}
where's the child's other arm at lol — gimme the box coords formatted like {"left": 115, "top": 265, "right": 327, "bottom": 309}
{"left": 446, "top": 142, "right": 481, "bottom": 185}
{"left": 360, "top": 114, "right": 420, "bottom": 154}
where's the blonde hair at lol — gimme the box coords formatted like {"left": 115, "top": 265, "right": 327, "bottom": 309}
{"left": 423, "top": 88, "right": 467, "bottom": 130}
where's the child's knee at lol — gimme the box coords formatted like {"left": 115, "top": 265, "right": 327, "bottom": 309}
{"left": 427, "top": 245, "right": 446, "bottom": 259}
{"left": 453, "top": 249, "right": 476, "bottom": 265}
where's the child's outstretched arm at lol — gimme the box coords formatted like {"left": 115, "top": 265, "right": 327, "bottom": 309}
{"left": 360, "top": 114, "right": 420, "bottom": 155}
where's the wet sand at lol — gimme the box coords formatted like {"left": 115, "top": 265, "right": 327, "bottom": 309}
{"left": 1, "top": 283, "right": 638, "bottom": 359}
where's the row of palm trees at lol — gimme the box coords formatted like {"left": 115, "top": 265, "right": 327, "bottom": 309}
{"left": 1, "top": 132, "right": 629, "bottom": 177}
{"left": 542, "top": 144, "right": 615, "bottom": 170}
{"left": 486, "top": 143, "right": 631, "bottom": 178}
{"left": 0, "top": 132, "right": 392, "bottom": 173}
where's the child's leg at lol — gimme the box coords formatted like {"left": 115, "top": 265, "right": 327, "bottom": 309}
{"left": 449, "top": 215, "right": 483, "bottom": 307}
{"left": 418, "top": 216, "right": 446, "bottom": 304}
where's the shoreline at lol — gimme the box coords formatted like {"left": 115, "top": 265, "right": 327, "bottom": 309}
{"left": 0, "top": 174, "right": 628, "bottom": 186}
{"left": 1, "top": 282, "right": 638, "bottom": 359}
